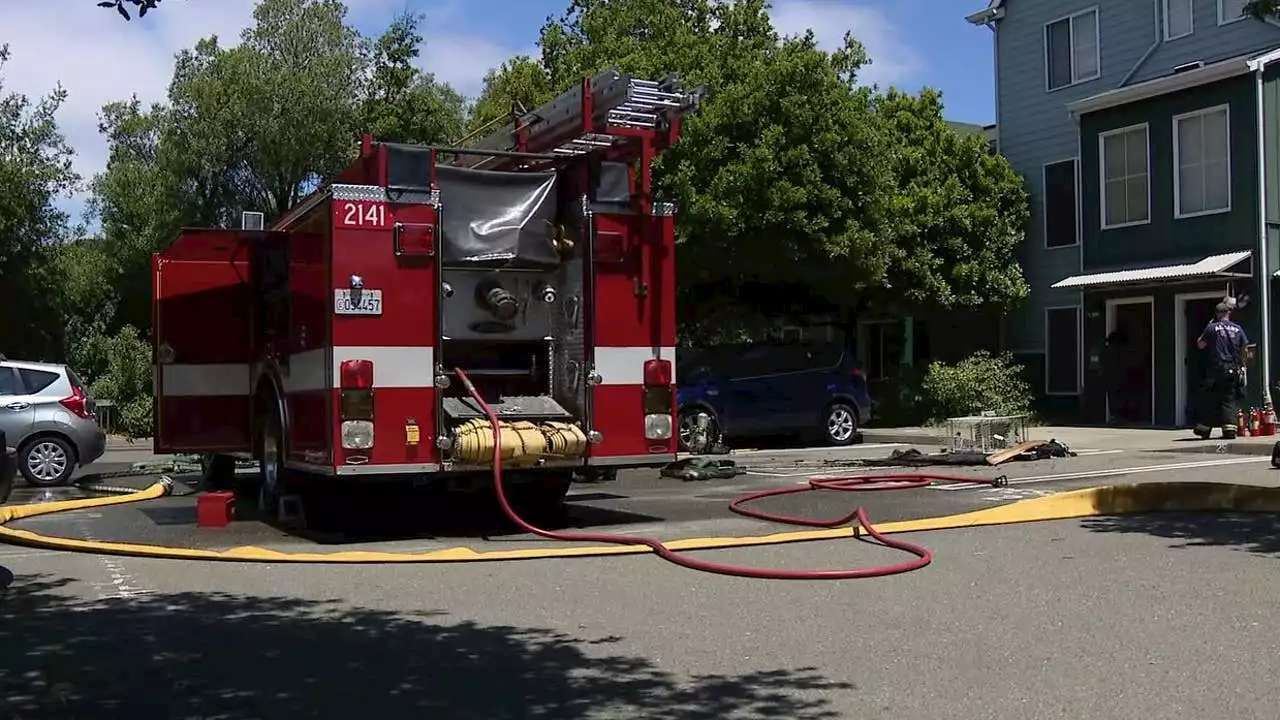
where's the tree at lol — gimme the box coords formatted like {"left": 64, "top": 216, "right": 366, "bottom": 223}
{"left": 533, "top": 0, "right": 1028, "bottom": 318}
{"left": 0, "top": 44, "right": 80, "bottom": 361}
{"left": 466, "top": 57, "right": 555, "bottom": 137}
{"left": 1246, "top": 1, "right": 1280, "bottom": 19}
{"left": 870, "top": 88, "right": 1028, "bottom": 311}
{"left": 361, "top": 12, "right": 467, "bottom": 145}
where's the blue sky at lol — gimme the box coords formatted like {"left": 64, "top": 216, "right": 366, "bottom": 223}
{"left": 5, "top": 0, "right": 995, "bottom": 228}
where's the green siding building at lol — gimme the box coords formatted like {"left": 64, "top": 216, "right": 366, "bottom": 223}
{"left": 1055, "top": 50, "right": 1280, "bottom": 427}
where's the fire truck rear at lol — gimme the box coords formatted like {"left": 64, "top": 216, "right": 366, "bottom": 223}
{"left": 151, "top": 68, "right": 703, "bottom": 521}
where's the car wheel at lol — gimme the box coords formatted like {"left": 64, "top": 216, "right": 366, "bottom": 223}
{"left": 678, "top": 408, "right": 718, "bottom": 454}
{"left": 19, "top": 436, "right": 77, "bottom": 487}
{"left": 823, "top": 403, "right": 858, "bottom": 447}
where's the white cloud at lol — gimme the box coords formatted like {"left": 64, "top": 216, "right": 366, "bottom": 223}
{"left": 419, "top": 37, "right": 534, "bottom": 99}
{"left": 768, "top": 0, "right": 924, "bottom": 87}
{"left": 0, "top": 0, "right": 517, "bottom": 224}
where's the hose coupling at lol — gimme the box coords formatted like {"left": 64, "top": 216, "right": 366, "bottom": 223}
{"left": 157, "top": 475, "right": 176, "bottom": 494}
{"left": 992, "top": 475, "right": 1009, "bottom": 488}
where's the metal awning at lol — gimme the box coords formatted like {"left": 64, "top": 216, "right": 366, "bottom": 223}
{"left": 1050, "top": 251, "right": 1253, "bottom": 290}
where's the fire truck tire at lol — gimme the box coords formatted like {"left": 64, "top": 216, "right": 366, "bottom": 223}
{"left": 257, "top": 412, "right": 286, "bottom": 521}
{"left": 200, "top": 454, "right": 236, "bottom": 490}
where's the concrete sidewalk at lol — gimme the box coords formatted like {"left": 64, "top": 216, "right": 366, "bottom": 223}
{"left": 861, "top": 424, "right": 1280, "bottom": 457}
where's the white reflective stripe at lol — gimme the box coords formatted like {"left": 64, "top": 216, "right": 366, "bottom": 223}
{"left": 161, "top": 364, "right": 250, "bottom": 397}
{"left": 333, "top": 346, "right": 435, "bottom": 388}
{"left": 594, "top": 346, "right": 676, "bottom": 385}
{"left": 283, "top": 349, "right": 329, "bottom": 392}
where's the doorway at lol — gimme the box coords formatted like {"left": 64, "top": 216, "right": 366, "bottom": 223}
{"left": 1176, "top": 291, "right": 1226, "bottom": 427}
{"left": 1105, "top": 297, "right": 1155, "bottom": 425}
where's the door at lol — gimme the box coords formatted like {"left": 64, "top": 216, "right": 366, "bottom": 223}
{"left": 0, "top": 367, "right": 33, "bottom": 447}
{"left": 153, "top": 229, "right": 267, "bottom": 454}
{"left": 1181, "top": 296, "right": 1220, "bottom": 426}
{"left": 1106, "top": 300, "right": 1154, "bottom": 425}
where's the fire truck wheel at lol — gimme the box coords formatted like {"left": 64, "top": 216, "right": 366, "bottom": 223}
{"left": 822, "top": 403, "right": 859, "bottom": 447}
{"left": 258, "top": 413, "right": 286, "bottom": 520}
{"left": 200, "top": 454, "right": 236, "bottom": 490}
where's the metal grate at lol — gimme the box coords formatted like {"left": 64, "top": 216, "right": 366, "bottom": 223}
{"left": 942, "top": 414, "right": 1029, "bottom": 454}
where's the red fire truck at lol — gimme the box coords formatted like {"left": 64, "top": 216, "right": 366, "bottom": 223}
{"left": 151, "top": 68, "right": 703, "bottom": 524}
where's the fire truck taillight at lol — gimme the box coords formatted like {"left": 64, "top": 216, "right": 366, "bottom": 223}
{"left": 642, "top": 358, "right": 673, "bottom": 441}
{"left": 339, "top": 359, "right": 375, "bottom": 449}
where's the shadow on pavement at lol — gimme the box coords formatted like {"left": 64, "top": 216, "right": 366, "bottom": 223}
{"left": 1080, "top": 512, "right": 1280, "bottom": 556}
{"left": 0, "top": 572, "right": 851, "bottom": 718}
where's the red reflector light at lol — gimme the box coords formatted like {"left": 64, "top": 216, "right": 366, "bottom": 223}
{"left": 643, "top": 359, "right": 672, "bottom": 387}
{"left": 340, "top": 359, "right": 374, "bottom": 389}
{"left": 850, "top": 368, "right": 866, "bottom": 379}
{"left": 60, "top": 385, "right": 92, "bottom": 420}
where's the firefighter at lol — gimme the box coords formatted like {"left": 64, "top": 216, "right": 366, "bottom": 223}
{"left": 1192, "top": 301, "right": 1249, "bottom": 440}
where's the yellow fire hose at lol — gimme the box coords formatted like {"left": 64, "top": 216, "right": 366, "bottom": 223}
{"left": 2, "top": 477, "right": 1279, "bottom": 563}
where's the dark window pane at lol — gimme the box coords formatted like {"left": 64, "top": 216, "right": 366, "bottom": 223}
{"left": 19, "top": 369, "right": 59, "bottom": 394}
{"left": 1044, "top": 160, "right": 1078, "bottom": 248}
{"left": 1046, "top": 308, "right": 1080, "bottom": 394}
{"left": 1046, "top": 19, "right": 1072, "bottom": 89}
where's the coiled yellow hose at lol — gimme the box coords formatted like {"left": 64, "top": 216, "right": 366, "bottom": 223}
{"left": 452, "top": 418, "right": 588, "bottom": 466}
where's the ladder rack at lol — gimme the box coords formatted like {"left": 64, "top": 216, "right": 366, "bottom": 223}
{"left": 456, "top": 66, "right": 704, "bottom": 170}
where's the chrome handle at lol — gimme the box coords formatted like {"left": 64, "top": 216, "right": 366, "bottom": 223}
{"left": 5, "top": 402, "right": 30, "bottom": 411}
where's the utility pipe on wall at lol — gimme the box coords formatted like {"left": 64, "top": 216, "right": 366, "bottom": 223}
{"left": 1254, "top": 68, "right": 1273, "bottom": 409}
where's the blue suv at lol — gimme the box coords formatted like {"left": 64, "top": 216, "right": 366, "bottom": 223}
{"left": 676, "top": 339, "right": 872, "bottom": 453}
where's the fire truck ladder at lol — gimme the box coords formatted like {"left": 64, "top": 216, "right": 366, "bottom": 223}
{"left": 455, "top": 66, "right": 705, "bottom": 170}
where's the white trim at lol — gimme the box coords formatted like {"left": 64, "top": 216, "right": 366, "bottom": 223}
{"left": 1044, "top": 6, "right": 1102, "bottom": 92}
{"left": 1104, "top": 297, "right": 1157, "bottom": 425}
{"left": 161, "top": 363, "right": 251, "bottom": 397}
{"left": 282, "top": 348, "right": 329, "bottom": 393}
{"left": 1042, "top": 157, "right": 1081, "bottom": 249}
{"left": 1218, "top": 0, "right": 1249, "bottom": 26}
{"left": 1099, "top": 123, "right": 1152, "bottom": 230}
{"left": 594, "top": 346, "right": 677, "bottom": 386}
{"left": 1172, "top": 104, "right": 1232, "bottom": 219}
{"left": 332, "top": 346, "right": 434, "bottom": 389}
{"left": 1043, "top": 305, "right": 1082, "bottom": 395}
{"left": 1164, "top": 0, "right": 1194, "bottom": 40}
{"left": 1175, "top": 290, "right": 1228, "bottom": 426}
{"left": 1069, "top": 50, "right": 1275, "bottom": 119}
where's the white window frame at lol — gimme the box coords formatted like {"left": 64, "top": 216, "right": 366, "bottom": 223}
{"left": 1218, "top": 0, "right": 1249, "bottom": 25}
{"left": 1044, "top": 7, "right": 1102, "bottom": 92}
{"left": 1173, "top": 104, "right": 1232, "bottom": 219}
{"left": 1042, "top": 157, "right": 1081, "bottom": 249}
{"left": 1044, "top": 305, "right": 1082, "bottom": 396}
{"left": 1164, "top": 0, "right": 1194, "bottom": 40}
{"left": 1098, "top": 123, "right": 1152, "bottom": 230}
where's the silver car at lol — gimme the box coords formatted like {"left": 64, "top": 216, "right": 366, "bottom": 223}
{"left": 0, "top": 359, "right": 106, "bottom": 486}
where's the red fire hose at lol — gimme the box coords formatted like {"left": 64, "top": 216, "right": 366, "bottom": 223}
{"left": 455, "top": 368, "right": 1003, "bottom": 580}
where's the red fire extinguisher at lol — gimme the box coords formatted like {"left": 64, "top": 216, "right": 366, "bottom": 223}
{"left": 1238, "top": 409, "right": 1250, "bottom": 436}
{"left": 1251, "top": 409, "right": 1262, "bottom": 435}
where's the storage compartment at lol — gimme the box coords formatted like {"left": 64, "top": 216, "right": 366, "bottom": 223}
{"left": 440, "top": 339, "right": 571, "bottom": 421}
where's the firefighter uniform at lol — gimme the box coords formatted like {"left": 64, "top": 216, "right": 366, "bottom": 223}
{"left": 1193, "top": 305, "right": 1248, "bottom": 440}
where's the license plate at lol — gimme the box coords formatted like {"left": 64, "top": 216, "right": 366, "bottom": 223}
{"left": 334, "top": 289, "right": 383, "bottom": 315}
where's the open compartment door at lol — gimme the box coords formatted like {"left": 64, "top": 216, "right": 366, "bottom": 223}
{"left": 153, "top": 229, "right": 264, "bottom": 454}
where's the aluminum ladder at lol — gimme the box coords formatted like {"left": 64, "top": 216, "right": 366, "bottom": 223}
{"left": 455, "top": 66, "right": 704, "bottom": 170}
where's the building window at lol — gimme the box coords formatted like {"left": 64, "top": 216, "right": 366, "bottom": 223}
{"left": 860, "top": 321, "right": 904, "bottom": 381}
{"left": 1219, "top": 0, "right": 1249, "bottom": 24}
{"left": 1165, "top": 0, "right": 1194, "bottom": 39}
{"left": 1043, "top": 159, "right": 1079, "bottom": 248}
{"left": 1045, "top": 8, "right": 1100, "bottom": 91}
{"left": 1045, "top": 307, "right": 1080, "bottom": 395}
{"left": 1174, "top": 105, "right": 1231, "bottom": 218}
{"left": 1099, "top": 124, "right": 1150, "bottom": 229}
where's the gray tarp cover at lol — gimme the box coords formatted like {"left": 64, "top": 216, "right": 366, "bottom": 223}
{"left": 435, "top": 165, "right": 559, "bottom": 267}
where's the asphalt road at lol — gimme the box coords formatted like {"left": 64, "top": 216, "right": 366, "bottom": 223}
{"left": 3, "top": 444, "right": 1280, "bottom": 718}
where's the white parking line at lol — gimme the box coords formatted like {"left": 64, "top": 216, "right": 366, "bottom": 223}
{"left": 933, "top": 456, "right": 1271, "bottom": 491}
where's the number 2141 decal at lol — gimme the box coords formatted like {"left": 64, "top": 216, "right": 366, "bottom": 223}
{"left": 337, "top": 200, "right": 388, "bottom": 227}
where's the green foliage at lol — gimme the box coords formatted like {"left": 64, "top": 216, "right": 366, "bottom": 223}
{"left": 75, "top": 326, "right": 155, "bottom": 438}
{"left": 919, "top": 351, "right": 1034, "bottom": 422}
